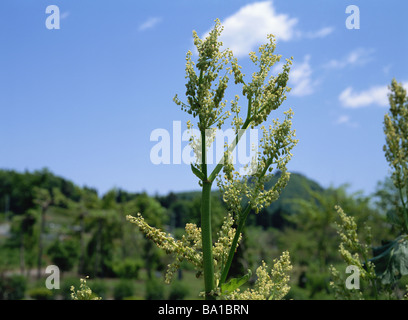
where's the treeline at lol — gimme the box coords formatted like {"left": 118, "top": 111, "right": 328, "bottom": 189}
{"left": 0, "top": 167, "right": 323, "bottom": 230}
{"left": 0, "top": 167, "right": 403, "bottom": 299}
{"left": 0, "top": 168, "right": 88, "bottom": 215}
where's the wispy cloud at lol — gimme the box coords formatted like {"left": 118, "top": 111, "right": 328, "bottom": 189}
{"left": 303, "top": 26, "right": 334, "bottom": 39}
{"left": 383, "top": 64, "right": 392, "bottom": 75}
{"left": 335, "top": 115, "right": 358, "bottom": 127}
{"left": 336, "top": 115, "right": 350, "bottom": 124}
{"left": 325, "top": 48, "right": 374, "bottom": 69}
{"left": 60, "top": 11, "right": 70, "bottom": 20}
{"left": 138, "top": 17, "right": 161, "bottom": 31}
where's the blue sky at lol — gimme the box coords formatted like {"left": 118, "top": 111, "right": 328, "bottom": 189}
{"left": 0, "top": 0, "right": 407, "bottom": 197}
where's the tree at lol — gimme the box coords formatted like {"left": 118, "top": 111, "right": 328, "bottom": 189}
{"left": 130, "top": 193, "right": 167, "bottom": 280}
{"left": 47, "top": 238, "right": 79, "bottom": 273}
{"left": 84, "top": 209, "right": 121, "bottom": 278}
{"left": 33, "top": 187, "right": 52, "bottom": 279}
{"left": 75, "top": 187, "right": 100, "bottom": 275}
{"left": 6, "top": 210, "right": 36, "bottom": 274}
{"left": 0, "top": 168, "right": 82, "bottom": 215}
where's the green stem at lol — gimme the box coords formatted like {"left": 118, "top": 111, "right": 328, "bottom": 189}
{"left": 201, "top": 180, "right": 214, "bottom": 299}
{"left": 200, "top": 129, "right": 215, "bottom": 300}
{"left": 361, "top": 250, "right": 378, "bottom": 300}
{"left": 220, "top": 205, "right": 251, "bottom": 285}
{"left": 200, "top": 96, "right": 253, "bottom": 298}
{"left": 398, "top": 186, "right": 408, "bottom": 233}
{"left": 208, "top": 122, "right": 252, "bottom": 183}
{"left": 220, "top": 158, "right": 274, "bottom": 285}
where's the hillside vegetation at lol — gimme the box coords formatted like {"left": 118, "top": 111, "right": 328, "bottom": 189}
{"left": 0, "top": 168, "right": 403, "bottom": 299}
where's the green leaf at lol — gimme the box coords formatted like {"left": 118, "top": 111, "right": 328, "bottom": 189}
{"left": 220, "top": 270, "right": 252, "bottom": 295}
{"left": 190, "top": 164, "right": 205, "bottom": 181}
{"left": 369, "top": 235, "right": 408, "bottom": 284}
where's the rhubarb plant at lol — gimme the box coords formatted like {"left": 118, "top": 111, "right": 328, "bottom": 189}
{"left": 370, "top": 79, "right": 408, "bottom": 286}
{"left": 127, "top": 19, "right": 297, "bottom": 300}
{"left": 330, "top": 80, "right": 408, "bottom": 299}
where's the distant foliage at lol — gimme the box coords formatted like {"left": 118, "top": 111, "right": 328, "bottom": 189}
{"left": 0, "top": 274, "right": 26, "bottom": 300}
{"left": 0, "top": 168, "right": 85, "bottom": 214}
{"left": 113, "top": 279, "right": 135, "bottom": 300}
{"left": 145, "top": 277, "right": 165, "bottom": 300}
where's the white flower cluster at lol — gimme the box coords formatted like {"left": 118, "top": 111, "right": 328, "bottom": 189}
{"left": 333, "top": 205, "right": 375, "bottom": 279}
{"left": 138, "top": 18, "right": 297, "bottom": 300}
{"left": 173, "top": 19, "right": 234, "bottom": 132}
{"left": 70, "top": 276, "right": 101, "bottom": 300}
{"left": 329, "top": 205, "right": 376, "bottom": 299}
{"left": 126, "top": 212, "right": 240, "bottom": 285}
{"left": 218, "top": 109, "right": 297, "bottom": 216}
{"left": 244, "top": 35, "right": 293, "bottom": 128}
{"left": 226, "top": 251, "right": 292, "bottom": 300}
{"left": 383, "top": 79, "right": 408, "bottom": 232}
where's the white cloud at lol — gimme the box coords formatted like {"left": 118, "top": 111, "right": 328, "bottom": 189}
{"left": 271, "top": 55, "right": 318, "bottom": 97}
{"left": 138, "top": 17, "right": 161, "bottom": 31}
{"left": 325, "top": 48, "right": 374, "bottom": 69}
{"left": 211, "top": 1, "right": 298, "bottom": 57}
{"left": 339, "top": 85, "right": 389, "bottom": 108}
{"left": 198, "top": 1, "right": 333, "bottom": 58}
{"left": 303, "top": 26, "right": 334, "bottom": 39}
{"left": 289, "top": 55, "right": 318, "bottom": 96}
{"left": 339, "top": 82, "right": 408, "bottom": 108}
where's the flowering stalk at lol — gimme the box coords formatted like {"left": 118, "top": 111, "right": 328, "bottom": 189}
{"left": 329, "top": 205, "right": 378, "bottom": 299}
{"left": 70, "top": 276, "right": 102, "bottom": 300}
{"left": 129, "top": 19, "right": 297, "bottom": 300}
{"left": 198, "top": 71, "right": 255, "bottom": 299}
{"left": 225, "top": 252, "right": 292, "bottom": 300}
{"left": 175, "top": 20, "right": 296, "bottom": 298}
{"left": 383, "top": 79, "right": 408, "bottom": 232}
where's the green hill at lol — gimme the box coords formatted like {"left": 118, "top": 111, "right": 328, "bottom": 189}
{"left": 155, "top": 171, "right": 325, "bottom": 230}
{"left": 250, "top": 171, "right": 324, "bottom": 229}
{"left": 0, "top": 168, "right": 324, "bottom": 231}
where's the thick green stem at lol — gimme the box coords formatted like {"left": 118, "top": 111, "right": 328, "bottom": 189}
{"left": 201, "top": 180, "right": 215, "bottom": 299}
{"left": 200, "top": 129, "right": 215, "bottom": 300}
{"left": 200, "top": 97, "right": 253, "bottom": 298}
